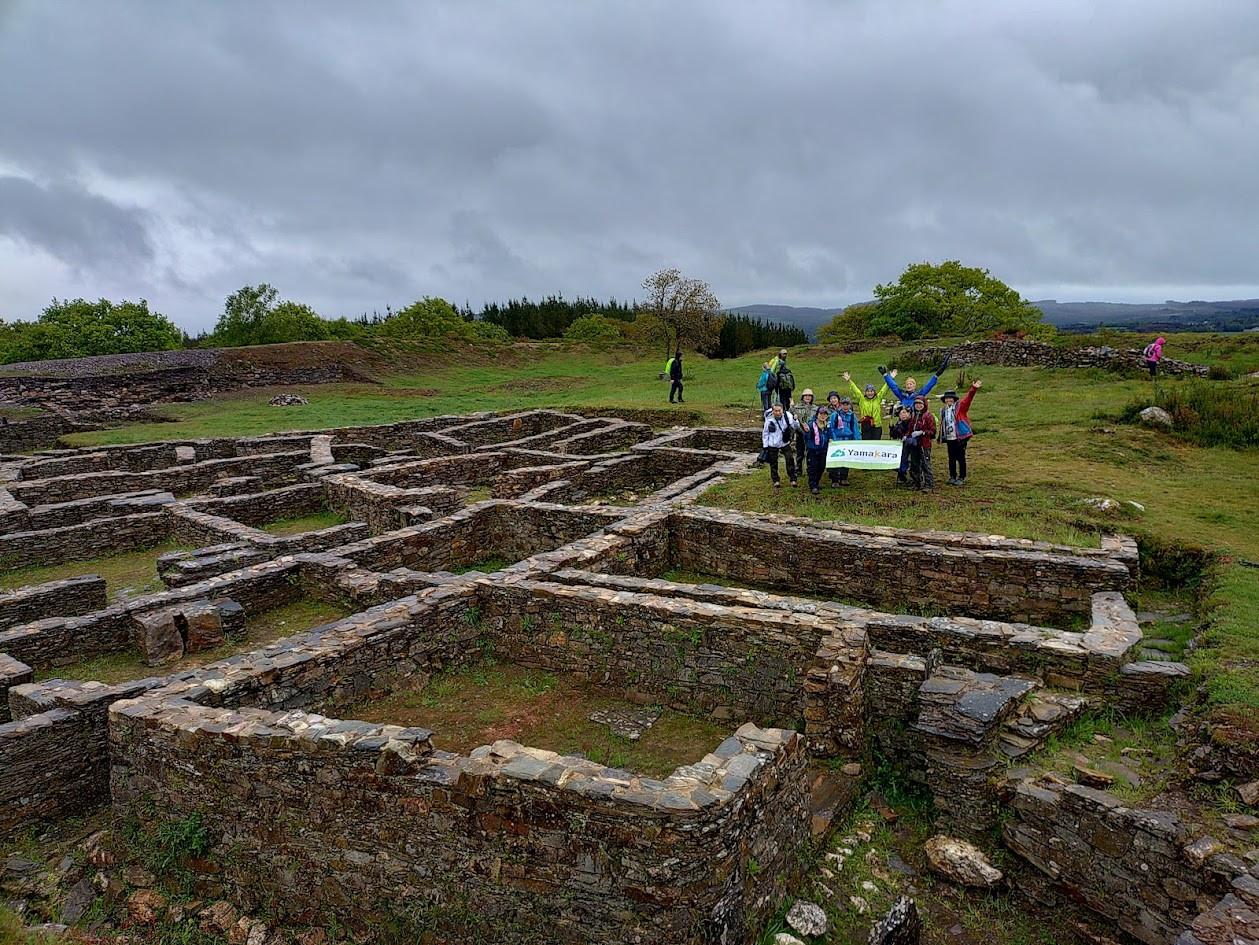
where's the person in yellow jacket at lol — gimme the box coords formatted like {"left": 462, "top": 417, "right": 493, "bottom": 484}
{"left": 842, "top": 370, "right": 892, "bottom": 440}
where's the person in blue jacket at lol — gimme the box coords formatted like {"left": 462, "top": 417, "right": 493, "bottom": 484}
{"left": 880, "top": 353, "right": 951, "bottom": 482}
{"left": 827, "top": 395, "right": 861, "bottom": 487}
{"left": 756, "top": 362, "right": 773, "bottom": 413}
{"left": 803, "top": 403, "right": 831, "bottom": 495}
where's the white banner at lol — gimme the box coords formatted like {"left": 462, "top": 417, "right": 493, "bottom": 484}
{"left": 826, "top": 440, "right": 903, "bottom": 469}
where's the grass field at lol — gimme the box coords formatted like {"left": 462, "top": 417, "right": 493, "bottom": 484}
{"left": 52, "top": 334, "right": 1259, "bottom": 726}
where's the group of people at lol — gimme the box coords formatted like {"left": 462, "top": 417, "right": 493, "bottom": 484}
{"left": 758, "top": 349, "right": 982, "bottom": 496}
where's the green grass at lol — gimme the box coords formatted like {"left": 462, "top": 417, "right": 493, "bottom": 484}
{"left": 345, "top": 661, "right": 733, "bottom": 778}
{"left": 36, "top": 599, "right": 351, "bottom": 685}
{"left": 449, "top": 556, "right": 513, "bottom": 575}
{"left": 0, "top": 541, "right": 185, "bottom": 601}
{"left": 259, "top": 509, "right": 348, "bottom": 536}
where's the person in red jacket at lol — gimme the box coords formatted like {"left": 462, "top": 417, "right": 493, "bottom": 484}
{"left": 937, "top": 380, "right": 982, "bottom": 486}
{"left": 904, "top": 393, "right": 937, "bottom": 493}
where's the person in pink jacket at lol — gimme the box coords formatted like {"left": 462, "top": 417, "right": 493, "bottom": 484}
{"left": 1143, "top": 337, "right": 1166, "bottom": 377}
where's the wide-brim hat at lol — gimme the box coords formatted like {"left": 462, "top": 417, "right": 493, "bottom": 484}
{"left": 939, "top": 390, "right": 959, "bottom": 401}
{"left": 827, "top": 390, "right": 840, "bottom": 400}
{"left": 801, "top": 388, "right": 814, "bottom": 397}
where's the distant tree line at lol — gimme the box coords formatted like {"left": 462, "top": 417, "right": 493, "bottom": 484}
{"left": 707, "top": 313, "right": 807, "bottom": 359}
{"left": 470, "top": 294, "right": 635, "bottom": 338}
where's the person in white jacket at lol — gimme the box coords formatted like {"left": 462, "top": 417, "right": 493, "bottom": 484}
{"left": 762, "top": 402, "right": 802, "bottom": 488}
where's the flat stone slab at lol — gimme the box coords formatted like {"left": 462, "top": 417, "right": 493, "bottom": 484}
{"left": 588, "top": 707, "right": 661, "bottom": 740}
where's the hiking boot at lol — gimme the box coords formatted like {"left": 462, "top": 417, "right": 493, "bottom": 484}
{"left": 840, "top": 480, "right": 851, "bottom": 487}
{"left": 790, "top": 479, "right": 798, "bottom": 487}
{"left": 773, "top": 481, "right": 781, "bottom": 489}
{"left": 956, "top": 477, "right": 965, "bottom": 485}
{"left": 946, "top": 477, "right": 958, "bottom": 485}
{"left": 920, "top": 488, "right": 934, "bottom": 495}
{"left": 811, "top": 488, "right": 819, "bottom": 496}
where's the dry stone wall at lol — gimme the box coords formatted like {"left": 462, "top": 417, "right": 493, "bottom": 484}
{"left": 911, "top": 339, "right": 1210, "bottom": 377}
{"left": 0, "top": 408, "right": 1209, "bottom": 944}
{"left": 1005, "top": 777, "right": 1248, "bottom": 945}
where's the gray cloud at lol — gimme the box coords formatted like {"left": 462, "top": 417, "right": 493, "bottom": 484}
{"left": 0, "top": 175, "right": 152, "bottom": 270}
{"left": 1, "top": 0, "right": 1257, "bottom": 331}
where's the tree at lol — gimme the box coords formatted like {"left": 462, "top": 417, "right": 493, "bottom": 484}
{"left": 0, "top": 298, "right": 183, "bottom": 363}
{"left": 211, "top": 284, "right": 280, "bottom": 347}
{"left": 817, "top": 303, "right": 876, "bottom": 345}
{"left": 637, "top": 269, "right": 724, "bottom": 357}
{"left": 867, "top": 261, "right": 1051, "bottom": 341}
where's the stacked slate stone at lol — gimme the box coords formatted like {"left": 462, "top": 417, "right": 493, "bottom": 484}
{"left": 915, "top": 666, "right": 1036, "bottom": 834}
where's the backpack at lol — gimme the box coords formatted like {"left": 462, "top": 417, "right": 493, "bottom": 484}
{"left": 1143, "top": 343, "right": 1157, "bottom": 359}
{"left": 777, "top": 366, "right": 795, "bottom": 391}
{"left": 765, "top": 370, "right": 779, "bottom": 390}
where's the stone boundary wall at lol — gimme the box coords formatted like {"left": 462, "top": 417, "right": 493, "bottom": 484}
{"left": 0, "top": 414, "right": 101, "bottom": 454}
{"left": 476, "top": 578, "right": 864, "bottom": 740}
{"left": 0, "top": 655, "right": 33, "bottom": 723}
{"left": 13, "top": 488, "right": 174, "bottom": 532}
{"left": 0, "top": 361, "right": 367, "bottom": 416}
{"left": 0, "top": 575, "right": 107, "bottom": 631}
{"left": 1004, "top": 777, "right": 1245, "bottom": 945}
{"left": 110, "top": 695, "right": 809, "bottom": 943}
{"left": 524, "top": 450, "right": 728, "bottom": 505}
{"left": 864, "top": 591, "right": 1143, "bottom": 694}
{"left": 329, "top": 501, "right": 625, "bottom": 575}
{"left": 0, "top": 512, "right": 172, "bottom": 569}
{"left": 0, "top": 559, "right": 300, "bottom": 669}
{"left": 555, "top": 405, "right": 707, "bottom": 428}
{"left": 663, "top": 508, "right": 1134, "bottom": 623}
{"left": 448, "top": 410, "right": 584, "bottom": 449}
{"left": 181, "top": 481, "right": 328, "bottom": 527}
{"left": 553, "top": 420, "right": 655, "bottom": 454}
{"left": 644, "top": 427, "right": 761, "bottom": 454}
{"left": 2, "top": 676, "right": 163, "bottom": 837}
{"left": 911, "top": 340, "right": 1210, "bottom": 377}
{"left": 8, "top": 449, "right": 309, "bottom": 505}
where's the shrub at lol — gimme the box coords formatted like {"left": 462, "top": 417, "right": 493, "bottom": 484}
{"left": 1121, "top": 381, "right": 1259, "bottom": 449}
{"left": 564, "top": 314, "right": 622, "bottom": 345}
{"left": 1207, "top": 363, "right": 1236, "bottom": 381}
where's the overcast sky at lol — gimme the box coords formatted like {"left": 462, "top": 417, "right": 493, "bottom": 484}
{"left": 1, "top": 1, "right": 1257, "bottom": 333}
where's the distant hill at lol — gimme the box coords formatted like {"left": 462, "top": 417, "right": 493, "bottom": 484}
{"left": 730, "top": 300, "right": 1259, "bottom": 338}
{"left": 726, "top": 304, "right": 844, "bottom": 340}
{"left": 1030, "top": 299, "right": 1259, "bottom": 333}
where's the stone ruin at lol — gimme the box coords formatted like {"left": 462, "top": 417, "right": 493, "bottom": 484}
{"left": 0, "top": 407, "right": 1250, "bottom": 944}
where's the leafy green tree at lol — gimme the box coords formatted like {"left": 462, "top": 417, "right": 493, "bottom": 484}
{"left": 817, "top": 303, "right": 876, "bottom": 344}
{"left": 867, "top": 261, "right": 1051, "bottom": 341}
{"left": 211, "top": 284, "right": 280, "bottom": 347}
{"left": 0, "top": 298, "right": 183, "bottom": 363}
{"left": 564, "top": 314, "right": 623, "bottom": 345}
{"left": 378, "top": 296, "right": 467, "bottom": 337}
{"left": 637, "top": 269, "right": 724, "bottom": 357}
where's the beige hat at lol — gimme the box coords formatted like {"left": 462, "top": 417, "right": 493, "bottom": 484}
{"left": 801, "top": 388, "right": 814, "bottom": 397}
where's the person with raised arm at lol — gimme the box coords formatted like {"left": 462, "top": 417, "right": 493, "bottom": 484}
{"left": 880, "top": 352, "right": 951, "bottom": 483}
{"left": 938, "top": 380, "right": 982, "bottom": 485}
{"left": 843, "top": 370, "right": 891, "bottom": 440}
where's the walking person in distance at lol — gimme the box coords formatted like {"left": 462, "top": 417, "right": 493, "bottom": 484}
{"left": 668, "top": 350, "right": 684, "bottom": 403}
